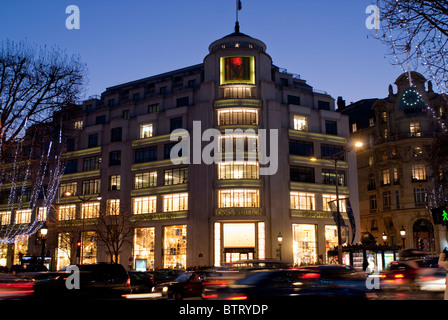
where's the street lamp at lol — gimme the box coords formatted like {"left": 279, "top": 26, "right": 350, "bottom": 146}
{"left": 382, "top": 232, "right": 388, "bottom": 244}
{"left": 40, "top": 221, "right": 48, "bottom": 266}
{"left": 312, "top": 141, "right": 363, "bottom": 264}
{"left": 400, "top": 226, "right": 406, "bottom": 249}
{"left": 277, "top": 232, "right": 283, "bottom": 261}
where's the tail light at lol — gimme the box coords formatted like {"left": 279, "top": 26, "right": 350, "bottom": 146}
{"left": 394, "top": 274, "right": 405, "bottom": 279}
{"left": 126, "top": 277, "right": 131, "bottom": 286}
{"left": 202, "top": 294, "right": 218, "bottom": 299}
{"left": 420, "top": 276, "right": 436, "bottom": 282}
{"left": 226, "top": 295, "right": 247, "bottom": 300}
{"left": 301, "top": 273, "right": 320, "bottom": 279}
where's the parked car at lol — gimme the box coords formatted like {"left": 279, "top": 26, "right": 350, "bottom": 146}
{"left": 380, "top": 258, "right": 439, "bottom": 290}
{"left": 128, "top": 271, "right": 154, "bottom": 294}
{"left": 152, "top": 271, "right": 215, "bottom": 300}
{"left": 203, "top": 265, "right": 369, "bottom": 300}
{"left": 32, "top": 263, "right": 131, "bottom": 299}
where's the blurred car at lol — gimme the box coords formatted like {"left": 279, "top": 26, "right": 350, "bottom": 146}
{"left": 380, "top": 258, "right": 439, "bottom": 290}
{"left": 128, "top": 271, "right": 154, "bottom": 294}
{"left": 152, "top": 271, "right": 215, "bottom": 300}
{"left": 151, "top": 268, "right": 184, "bottom": 285}
{"left": 203, "top": 265, "right": 369, "bottom": 300}
{"left": 414, "top": 267, "right": 447, "bottom": 292}
{"left": 10, "top": 264, "right": 48, "bottom": 274}
{"left": 32, "top": 263, "right": 131, "bottom": 299}
{"left": 0, "top": 273, "right": 34, "bottom": 299}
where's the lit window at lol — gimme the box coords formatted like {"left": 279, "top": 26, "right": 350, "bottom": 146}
{"left": 293, "top": 115, "right": 308, "bottom": 131}
{"left": 109, "top": 175, "right": 121, "bottom": 191}
{"left": 164, "top": 167, "right": 188, "bottom": 185}
{"left": 220, "top": 56, "right": 255, "bottom": 85}
{"left": 410, "top": 122, "right": 421, "bottom": 137}
{"left": 0, "top": 211, "right": 11, "bottom": 225}
{"left": 59, "top": 205, "right": 76, "bottom": 221}
{"left": 218, "top": 134, "right": 258, "bottom": 153}
{"left": 217, "top": 108, "right": 258, "bottom": 125}
{"left": 322, "top": 194, "right": 346, "bottom": 212}
{"left": 74, "top": 120, "right": 83, "bottom": 130}
{"left": 290, "top": 192, "right": 315, "bottom": 210}
{"left": 60, "top": 182, "right": 77, "bottom": 198}
{"left": 15, "top": 210, "right": 31, "bottom": 224}
{"left": 140, "top": 123, "right": 153, "bottom": 139}
{"left": 382, "top": 169, "right": 390, "bottom": 185}
{"left": 163, "top": 225, "right": 187, "bottom": 269}
{"left": 218, "top": 189, "right": 260, "bottom": 208}
{"left": 37, "top": 207, "right": 47, "bottom": 221}
{"left": 107, "top": 199, "right": 120, "bottom": 216}
{"left": 163, "top": 193, "right": 188, "bottom": 212}
{"left": 134, "top": 227, "right": 155, "bottom": 270}
{"left": 218, "top": 161, "right": 259, "bottom": 179}
{"left": 133, "top": 197, "right": 157, "bottom": 214}
{"left": 81, "top": 202, "right": 100, "bottom": 219}
{"left": 135, "top": 172, "right": 157, "bottom": 189}
{"left": 412, "top": 164, "right": 426, "bottom": 181}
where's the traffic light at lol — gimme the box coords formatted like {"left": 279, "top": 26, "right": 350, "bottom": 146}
{"left": 431, "top": 207, "right": 448, "bottom": 227}
{"left": 76, "top": 241, "right": 81, "bottom": 257}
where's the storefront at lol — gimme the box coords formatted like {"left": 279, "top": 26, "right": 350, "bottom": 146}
{"left": 163, "top": 225, "right": 187, "bottom": 269}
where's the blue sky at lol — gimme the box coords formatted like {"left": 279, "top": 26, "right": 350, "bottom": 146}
{"left": 0, "top": 0, "right": 405, "bottom": 104}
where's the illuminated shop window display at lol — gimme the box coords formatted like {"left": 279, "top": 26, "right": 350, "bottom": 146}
{"left": 134, "top": 227, "right": 155, "bottom": 270}
{"left": 217, "top": 108, "right": 258, "bottom": 125}
{"left": 56, "top": 232, "right": 72, "bottom": 270}
{"left": 81, "top": 231, "right": 97, "bottom": 264}
{"left": 218, "top": 189, "right": 260, "bottom": 208}
{"left": 0, "top": 243, "right": 7, "bottom": 266}
{"left": 325, "top": 225, "right": 338, "bottom": 263}
{"left": 163, "top": 225, "right": 187, "bottom": 269}
{"left": 220, "top": 56, "right": 255, "bottom": 85}
{"left": 223, "top": 223, "right": 255, "bottom": 263}
{"left": 13, "top": 235, "right": 28, "bottom": 265}
{"left": 218, "top": 161, "right": 259, "bottom": 180}
{"left": 292, "top": 224, "right": 317, "bottom": 266}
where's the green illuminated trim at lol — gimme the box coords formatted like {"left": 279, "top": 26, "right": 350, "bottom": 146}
{"left": 60, "top": 170, "right": 100, "bottom": 182}
{"left": 288, "top": 129, "right": 347, "bottom": 144}
{"left": 0, "top": 202, "right": 31, "bottom": 211}
{"left": 214, "top": 207, "right": 264, "bottom": 216}
{"left": 289, "top": 155, "right": 348, "bottom": 169}
{"left": 216, "top": 179, "right": 262, "bottom": 189}
{"left": 214, "top": 99, "right": 261, "bottom": 108}
{"left": 130, "top": 184, "right": 188, "bottom": 197}
{"left": 220, "top": 56, "right": 255, "bottom": 85}
{"left": 130, "top": 211, "right": 188, "bottom": 222}
{"left": 132, "top": 133, "right": 186, "bottom": 148}
{"left": 63, "top": 147, "right": 101, "bottom": 159}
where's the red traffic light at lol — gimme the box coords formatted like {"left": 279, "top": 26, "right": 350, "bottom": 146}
{"left": 76, "top": 241, "right": 82, "bottom": 247}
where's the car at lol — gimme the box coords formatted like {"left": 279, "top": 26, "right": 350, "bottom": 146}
{"left": 152, "top": 271, "right": 215, "bottom": 300}
{"left": 380, "top": 258, "right": 439, "bottom": 290}
{"left": 10, "top": 264, "right": 48, "bottom": 274}
{"left": 151, "top": 268, "right": 185, "bottom": 285}
{"left": 128, "top": 271, "right": 155, "bottom": 294}
{"left": 0, "top": 273, "right": 34, "bottom": 299}
{"left": 203, "top": 265, "right": 369, "bottom": 300}
{"left": 414, "top": 267, "right": 447, "bottom": 292}
{"left": 32, "top": 263, "right": 131, "bottom": 299}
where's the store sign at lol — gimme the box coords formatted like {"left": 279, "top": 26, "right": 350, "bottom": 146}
{"left": 215, "top": 208, "right": 263, "bottom": 216}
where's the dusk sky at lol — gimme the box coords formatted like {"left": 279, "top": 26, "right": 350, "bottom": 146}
{"left": 0, "top": 0, "right": 407, "bottom": 105}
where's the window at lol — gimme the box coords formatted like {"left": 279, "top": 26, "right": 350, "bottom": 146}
{"left": 322, "top": 195, "right": 346, "bottom": 212}
{"left": 289, "top": 140, "right": 314, "bottom": 156}
{"left": 410, "top": 122, "right": 421, "bottom": 137}
{"left": 383, "top": 191, "right": 391, "bottom": 209}
{"left": 287, "top": 95, "right": 300, "bottom": 105}
{"left": 223, "top": 86, "right": 252, "bottom": 99}
{"left": 219, "top": 134, "right": 258, "bottom": 153}
{"left": 290, "top": 192, "right": 315, "bottom": 210}
{"left": 111, "top": 127, "right": 122, "bottom": 142}
{"left": 217, "top": 108, "right": 258, "bottom": 125}
{"left": 83, "top": 156, "right": 101, "bottom": 171}
{"left": 369, "top": 117, "right": 375, "bottom": 127}
{"left": 164, "top": 143, "right": 176, "bottom": 160}
{"left": 352, "top": 123, "right": 358, "bottom": 133}
{"left": 412, "top": 164, "right": 426, "bottom": 181}
{"left": 188, "top": 79, "right": 197, "bottom": 88}
{"left": 148, "top": 103, "right": 159, "bottom": 114}
{"left": 218, "top": 161, "right": 259, "bottom": 179}
{"left": 133, "top": 197, "right": 157, "bottom": 214}
{"left": 81, "top": 202, "right": 100, "bottom": 219}
{"left": 176, "top": 97, "right": 189, "bottom": 107}
{"left": 414, "top": 188, "right": 426, "bottom": 204}
{"left": 109, "top": 150, "right": 121, "bottom": 166}
{"left": 318, "top": 101, "right": 330, "bottom": 110}
{"left": 325, "top": 120, "right": 338, "bottom": 135}
{"left": 82, "top": 179, "right": 101, "bottom": 195}
{"left": 58, "top": 205, "right": 76, "bottom": 221}
{"left": 382, "top": 168, "right": 390, "bottom": 185}
{"left": 221, "top": 56, "right": 255, "bottom": 85}
{"left": 368, "top": 173, "right": 376, "bottom": 190}
{"left": 381, "top": 111, "right": 387, "bottom": 123}
{"left": 163, "top": 193, "right": 188, "bottom": 212}
{"left": 15, "top": 209, "right": 31, "bottom": 224}
{"left": 160, "top": 86, "right": 167, "bottom": 96}
{"left": 163, "top": 225, "right": 187, "bottom": 269}
{"left": 123, "top": 110, "right": 130, "bottom": 119}
{"left": 290, "top": 166, "right": 314, "bottom": 183}
{"left": 292, "top": 224, "right": 318, "bottom": 265}
{"left": 88, "top": 134, "right": 98, "bottom": 148}
{"left": 134, "top": 227, "right": 155, "bottom": 270}
{"left": 218, "top": 189, "right": 259, "bottom": 208}
{"left": 393, "top": 168, "right": 399, "bottom": 184}
{"left": 135, "top": 147, "right": 157, "bottom": 163}
{"left": 322, "top": 169, "right": 345, "bottom": 186}
{"left": 107, "top": 199, "right": 120, "bottom": 216}
{"left": 96, "top": 115, "right": 106, "bottom": 125}
{"left": 170, "top": 117, "right": 183, "bottom": 131}
{"left": 321, "top": 144, "right": 343, "bottom": 158}
{"left": 59, "top": 182, "right": 77, "bottom": 198}
{"left": 0, "top": 211, "right": 11, "bottom": 225}
{"left": 74, "top": 120, "right": 83, "bottom": 130}
{"left": 108, "top": 99, "right": 115, "bottom": 107}
{"left": 164, "top": 167, "right": 188, "bottom": 185}
{"left": 109, "top": 175, "right": 121, "bottom": 191}
{"left": 140, "top": 123, "right": 153, "bottom": 139}
{"left": 293, "top": 115, "right": 307, "bottom": 131}
{"left": 133, "top": 93, "right": 140, "bottom": 102}
{"left": 395, "top": 190, "right": 400, "bottom": 209}
{"left": 369, "top": 195, "right": 377, "bottom": 210}
{"left": 64, "top": 160, "right": 78, "bottom": 174}
{"left": 369, "top": 156, "right": 374, "bottom": 166}
{"left": 135, "top": 172, "right": 157, "bottom": 189}
{"left": 37, "top": 207, "right": 47, "bottom": 222}
{"left": 66, "top": 138, "right": 75, "bottom": 152}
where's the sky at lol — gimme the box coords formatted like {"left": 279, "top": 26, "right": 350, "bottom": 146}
{"left": 0, "top": 0, "right": 406, "bottom": 105}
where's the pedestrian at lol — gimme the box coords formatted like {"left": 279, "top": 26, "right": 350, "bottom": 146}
{"left": 439, "top": 247, "right": 448, "bottom": 300}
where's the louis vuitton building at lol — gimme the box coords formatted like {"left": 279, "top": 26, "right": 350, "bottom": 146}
{"left": 37, "top": 25, "right": 360, "bottom": 270}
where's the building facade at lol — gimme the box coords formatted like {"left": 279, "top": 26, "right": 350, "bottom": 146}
{"left": 1, "top": 28, "right": 360, "bottom": 270}
{"left": 340, "top": 72, "right": 448, "bottom": 255}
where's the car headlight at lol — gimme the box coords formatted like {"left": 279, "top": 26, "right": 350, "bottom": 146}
{"left": 162, "top": 286, "right": 168, "bottom": 292}
{"left": 151, "top": 287, "right": 155, "bottom": 292}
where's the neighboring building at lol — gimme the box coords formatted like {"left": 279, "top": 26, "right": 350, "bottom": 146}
{"left": 1, "top": 26, "right": 360, "bottom": 270}
{"left": 340, "top": 71, "right": 448, "bottom": 255}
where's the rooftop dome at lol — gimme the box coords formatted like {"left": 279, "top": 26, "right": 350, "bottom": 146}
{"left": 208, "top": 22, "right": 267, "bottom": 53}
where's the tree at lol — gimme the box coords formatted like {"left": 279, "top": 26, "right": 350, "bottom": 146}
{"left": 377, "top": 1, "right": 448, "bottom": 94}
{"left": 0, "top": 39, "right": 86, "bottom": 161}
{"left": 427, "top": 134, "right": 448, "bottom": 208}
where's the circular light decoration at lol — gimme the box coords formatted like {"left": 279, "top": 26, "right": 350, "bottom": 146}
{"left": 401, "top": 87, "right": 422, "bottom": 107}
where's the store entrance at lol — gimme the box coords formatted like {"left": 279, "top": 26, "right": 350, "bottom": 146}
{"left": 224, "top": 248, "right": 255, "bottom": 263}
